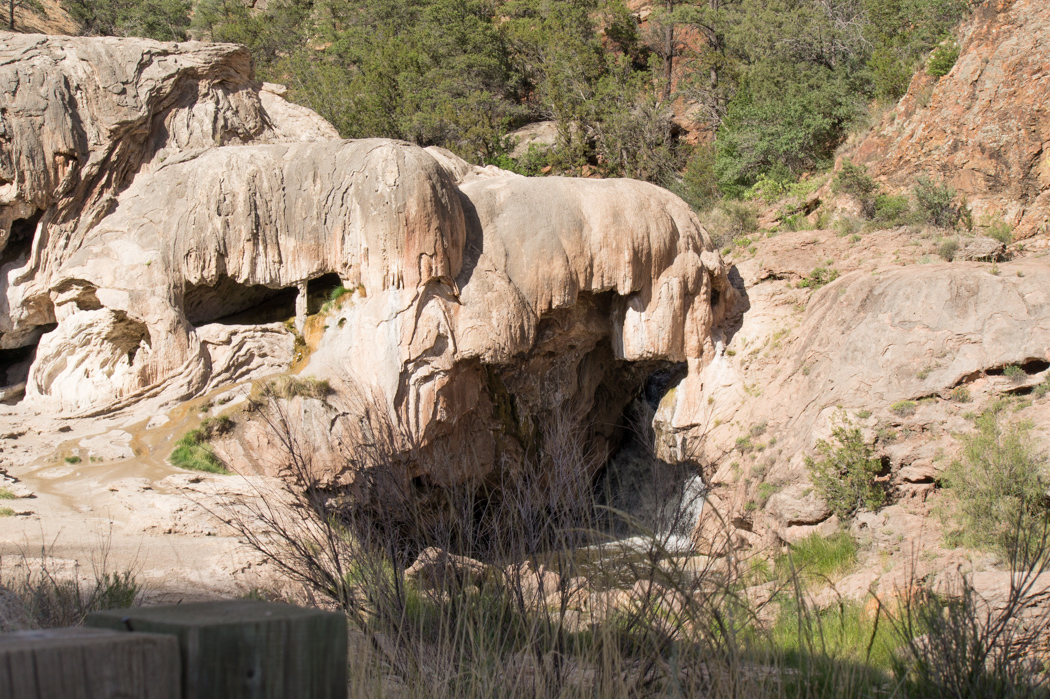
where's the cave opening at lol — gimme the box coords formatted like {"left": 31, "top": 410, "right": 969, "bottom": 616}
{"left": 0, "top": 340, "right": 42, "bottom": 404}
{"left": 594, "top": 363, "right": 701, "bottom": 544}
{"left": 985, "top": 358, "right": 1050, "bottom": 378}
{"left": 183, "top": 275, "right": 298, "bottom": 327}
{"left": 306, "top": 273, "right": 344, "bottom": 315}
{"left": 2, "top": 210, "right": 42, "bottom": 269}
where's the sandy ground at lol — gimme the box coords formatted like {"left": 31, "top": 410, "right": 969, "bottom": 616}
{"left": 0, "top": 382, "right": 281, "bottom": 602}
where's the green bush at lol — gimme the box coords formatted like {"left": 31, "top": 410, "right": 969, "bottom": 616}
{"left": 8, "top": 558, "right": 139, "bottom": 628}
{"left": 941, "top": 405, "right": 1049, "bottom": 559}
{"left": 914, "top": 176, "right": 960, "bottom": 228}
{"left": 834, "top": 160, "right": 879, "bottom": 218}
{"left": 701, "top": 201, "right": 758, "bottom": 249}
{"left": 806, "top": 415, "right": 887, "bottom": 519}
{"left": 927, "top": 39, "right": 960, "bottom": 78}
{"left": 984, "top": 216, "right": 1014, "bottom": 244}
{"left": 64, "top": 455, "right": 81, "bottom": 464}
{"left": 891, "top": 401, "right": 917, "bottom": 417}
{"left": 1003, "top": 365, "right": 1026, "bottom": 384}
{"left": 938, "top": 238, "right": 959, "bottom": 261}
{"left": 873, "top": 193, "right": 910, "bottom": 225}
{"left": 781, "top": 213, "right": 812, "bottom": 232}
{"left": 798, "top": 267, "right": 840, "bottom": 289}
{"left": 950, "top": 386, "right": 972, "bottom": 403}
{"left": 63, "top": 0, "right": 191, "bottom": 41}
{"left": 833, "top": 216, "right": 864, "bottom": 237}
{"left": 757, "top": 481, "right": 781, "bottom": 506}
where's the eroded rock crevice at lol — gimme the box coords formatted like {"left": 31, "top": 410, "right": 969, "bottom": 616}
{"left": 183, "top": 276, "right": 298, "bottom": 327}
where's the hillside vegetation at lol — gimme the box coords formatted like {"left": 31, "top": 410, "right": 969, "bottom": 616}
{"left": 53, "top": 0, "right": 971, "bottom": 208}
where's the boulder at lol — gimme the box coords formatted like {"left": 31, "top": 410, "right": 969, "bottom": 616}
{"left": 506, "top": 121, "right": 558, "bottom": 159}
{"left": 404, "top": 547, "right": 489, "bottom": 591}
{"left": 766, "top": 484, "right": 832, "bottom": 528}
{"left": 955, "top": 236, "right": 1005, "bottom": 262}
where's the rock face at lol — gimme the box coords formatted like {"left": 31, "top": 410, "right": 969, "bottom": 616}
{"left": 0, "top": 32, "right": 337, "bottom": 409}
{"left": 666, "top": 224, "right": 1050, "bottom": 548}
{"left": 854, "top": 0, "right": 1050, "bottom": 238}
{"left": 0, "top": 32, "right": 734, "bottom": 496}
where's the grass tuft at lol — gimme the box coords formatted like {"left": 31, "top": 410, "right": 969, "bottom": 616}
{"left": 169, "top": 416, "right": 234, "bottom": 475}
{"left": 262, "top": 376, "right": 332, "bottom": 401}
{"left": 1003, "top": 364, "right": 1026, "bottom": 383}
{"left": 776, "top": 531, "right": 859, "bottom": 583}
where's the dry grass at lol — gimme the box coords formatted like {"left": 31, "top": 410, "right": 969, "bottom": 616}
{"left": 211, "top": 387, "right": 1050, "bottom": 699}
{"left": 1, "top": 543, "right": 140, "bottom": 629}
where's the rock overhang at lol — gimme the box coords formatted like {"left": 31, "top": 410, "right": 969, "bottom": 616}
{"left": 0, "top": 31, "right": 737, "bottom": 487}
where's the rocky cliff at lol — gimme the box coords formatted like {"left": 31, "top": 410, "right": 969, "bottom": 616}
{"left": 854, "top": 0, "right": 1050, "bottom": 238}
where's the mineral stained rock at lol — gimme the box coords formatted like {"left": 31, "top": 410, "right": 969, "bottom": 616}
{"left": 0, "top": 32, "right": 734, "bottom": 490}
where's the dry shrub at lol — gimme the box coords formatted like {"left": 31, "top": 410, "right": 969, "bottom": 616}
{"left": 1, "top": 541, "right": 140, "bottom": 629}
{"left": 214, "top": 385, "right": 1050, "bottom": 698}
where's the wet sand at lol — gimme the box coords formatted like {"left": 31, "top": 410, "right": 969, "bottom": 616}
{"left": 0, "top": 382, "right": 280, "bottom": 601}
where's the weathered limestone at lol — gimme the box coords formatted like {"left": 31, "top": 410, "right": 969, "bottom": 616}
{"left": 0, "top": 31, "right": 734, "bottom": 496}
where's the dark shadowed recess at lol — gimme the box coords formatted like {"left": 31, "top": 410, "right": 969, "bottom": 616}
{"left": 306, "top": 273, "right": 343, "bottom": 314}
{"left": 1, "top": 210, "right": 41, "bottom": 269}
{"left": 183, "top": 275, "right": 298, "bottom": 327}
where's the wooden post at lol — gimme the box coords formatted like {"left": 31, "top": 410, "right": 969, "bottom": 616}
{"left": 87, "top": 600, "right": 347, "bottom": 699}
{"left": 0, "top": 627, "right": 180, "bottom": 699}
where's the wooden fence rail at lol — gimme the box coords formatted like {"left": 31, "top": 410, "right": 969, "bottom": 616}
{"left": 0, "top": 600, "right": 347, "bottom": 699}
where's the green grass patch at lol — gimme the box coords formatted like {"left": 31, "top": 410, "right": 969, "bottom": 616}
{"left": 776, "top": 531, "right": 859, "bottom": 584}
{"left": 797, "top": 266, "right": 840, "bottom": 289}
{"left": 169, "top": 417, "right": 234, "bottom": 475}
{"left": 0, "top": 487, "right": 15, "bottom": 500}
{"left": 64, "top": 455, "right": 81, "bottom": 464}
{"left": 0, "top": 507, "right": 14, "bottom": 517}
{"left": 320, "top": 285, "right": 356, "bottom": 314}
{"left": 769, "top": 599, "right": 910, "bottom": 677}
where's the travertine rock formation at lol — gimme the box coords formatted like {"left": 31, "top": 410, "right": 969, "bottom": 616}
{"left": 854, "top": 0, "right": 1050, "bottom": 238}
{"left": 0, "top": 32, "right": 338, "bottom": 408}
{"left": 0, "top": 32, "right": 734, "bottom": 493}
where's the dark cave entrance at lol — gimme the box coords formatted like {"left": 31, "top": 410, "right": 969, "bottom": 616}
{"left": 0, "top": 333, "right": 50, "bottom": 404}
{"left": 306, "top": 273, "right": 344, "bottom": 314}
{"left": 592, "top": 361, "right": 701, "bottom": 541}
{"left": 2, "top": 210, "right": 42, "bottom": 269}
{"left": 183, "top": 276, "right": 298, "bottom": 327}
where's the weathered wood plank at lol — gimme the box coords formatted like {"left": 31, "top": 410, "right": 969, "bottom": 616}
{"left": 0, "top": 627, "right": 180, "bottom": 699}
{"left": 87, "top": 600, "right": 347, "bottom": 699}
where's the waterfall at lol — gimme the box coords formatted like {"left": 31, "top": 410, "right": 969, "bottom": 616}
{"left": 595, "top": 429, "right": 706, "bottom": 556}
